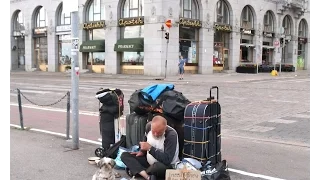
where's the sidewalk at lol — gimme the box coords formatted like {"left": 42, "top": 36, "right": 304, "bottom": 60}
{"left": 10, "top": 128, "right": 129, "bottom": 180}
{"left": 10, "top": 69, "right": 310, "bottom": 83}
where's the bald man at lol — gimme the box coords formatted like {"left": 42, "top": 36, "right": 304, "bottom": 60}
{"left": 121, "top": 115, "right": 180, "bottom": 180}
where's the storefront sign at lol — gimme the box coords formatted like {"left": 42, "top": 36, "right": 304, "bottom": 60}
{"left": 241, "top": 28, "right": 254, "bottom": 35}
{"left": 56, "top": 25, "right": 71, "bottom": 32}
{"left": 179, "top": 18, "right": 202, "bottom": 28}
{"left": 83, "top": 21, "right": 105, "bottom": 30}
{"left": 215, "top": 24, "right": 232, "bottom": 32}
{"left": 33, "top": 28, "right": 47, "bottom": 35}
{"left": 263, "top": 32, "right": 274, "bottom": 38}
{"left": 82, "top": 45, "right": 97, "bottom": 50}
{"left": 298, "top": 37, "right": 308, "bottom": 44}
{"left": 118, "top": 17, "right": 144, "bottom": 27}
{"left": 117, "top": 44, "right": 135, "bottom": 49}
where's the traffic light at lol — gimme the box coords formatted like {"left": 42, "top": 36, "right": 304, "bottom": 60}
{"left": 165, "top": 32, "right": 169, "bottom": 40}
{"left": 280, "top": 38, "right": 284, "bottom": 45}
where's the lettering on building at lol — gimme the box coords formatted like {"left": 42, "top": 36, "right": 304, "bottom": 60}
{"left": 263, "top": 32, "right": 274, "bottom": 38}
{"left": 118, "top": 17, "right": 144, "bottom": 27}
{"left": 241, "top": 28, "right": 255, "bottom": 35}
{"left": 83, "top": 21, "right": 105, "bottom": 30}
{"left": 118, "top": 45, "right": 135, "bottom": 49}
{"left": 215, "top": 24, "right": 232, "bottom": 32}
{"left": 179, "top": 18, "right": 202, "bottom": 28}
{"left": 83, "top": 46, "right": 97, "bottom": 50}
{"left": 34, "top": 28, "right": 47, "bottom": 35}
{"left": 56, "top": 25, "right": 71, "bottom": 32}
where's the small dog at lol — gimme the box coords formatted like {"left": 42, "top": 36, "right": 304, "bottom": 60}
{"left": 92, "top": 157, "right": 117, "bottom": 180}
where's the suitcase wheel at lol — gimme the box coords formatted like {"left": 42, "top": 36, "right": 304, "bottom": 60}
{"left": 95, "top": 147, "right": 105, "bottom": 158}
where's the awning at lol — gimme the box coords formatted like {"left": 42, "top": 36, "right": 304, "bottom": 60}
{"left": 240, "top": 43, "right": 255, "bottom": 47}
{"left": 114, "top": 38, "right": 144, "bottom": 52}
{"left": 80, "top": 40, "right": 105, "bottom": 52}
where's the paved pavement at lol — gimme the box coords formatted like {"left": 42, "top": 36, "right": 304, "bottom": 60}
{"left": 10, "top": 71, "right": 310, "bottom": 179}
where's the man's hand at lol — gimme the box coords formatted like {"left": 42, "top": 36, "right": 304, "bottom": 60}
{"left": 139, "top": 142, "right": 152, "bottom": 151}
{"left": 130, "top": 151, "right": 145, "bottom": 157}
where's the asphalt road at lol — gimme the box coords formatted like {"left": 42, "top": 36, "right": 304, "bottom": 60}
{"left": 10, "top": 71, "right": 310, "bottom": 180}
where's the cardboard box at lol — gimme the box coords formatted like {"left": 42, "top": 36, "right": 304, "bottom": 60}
{"left": 165, "top": 169, "right": 201, "bottom": 180}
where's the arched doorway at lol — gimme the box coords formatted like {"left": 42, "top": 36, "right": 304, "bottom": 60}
{"left": 12, "top": 10, "right": 26, "bottom": 70}
{"left": 214, "top": 0, "right": 232, "bottom": 71}
{"left": 79, "top": 0, "right": 106, "bottom": 73}
{"left": 262, "top": 10, "right": 276, "bottom": 65}
{"left": 56, "top": 2, "right": 72, "bottom": 72}
{"left": 281, "top": 15, "right": 293, "bottom": 64}
{"left": 179, "top": 0, "right": 200, "bottom": 74}
{"left": 239, "top": 5, "right": 255, "bottom": 64}
{"left": 297, "top": 19, "right": 308, "bottom": 70}
{"left": 32, "top": 6, "right": 48, "bottom": 71}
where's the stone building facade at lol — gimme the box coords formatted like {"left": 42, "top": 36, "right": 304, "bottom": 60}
{"left": 10, "top": 0, "right": 310, "bottom": 76}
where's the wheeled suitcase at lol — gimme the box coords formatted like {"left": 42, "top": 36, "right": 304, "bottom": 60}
{"left": 183, "top": 86, "right": 221, "bottom": 165}
{"left": 125, "top": 112, "right": 149, "bottom": 148}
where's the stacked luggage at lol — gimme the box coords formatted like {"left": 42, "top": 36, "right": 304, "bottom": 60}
{"left": 126, "top": 84, "right": 191, "bottom": 157}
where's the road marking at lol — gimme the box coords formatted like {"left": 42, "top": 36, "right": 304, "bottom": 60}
{"left": 10, "top": 123, "right": 286, "bottom": 180}
{"left": 268, "top": 119, "right": 297, "bottom": 124}
{"left": 292, "top": 113, "right": 310, "bottom": 119}
{"left": 271, "top": 100, "right": 299, "bottom": 103}
{"left": 241, "top": 125, "right": 275, "bottom": 133}
{"left": 18, "top": 89, "right": 53, "bottom": 94}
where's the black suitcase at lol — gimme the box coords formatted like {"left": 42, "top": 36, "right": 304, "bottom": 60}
{"left": 183, "top": 86, "right": 221, "bottom": 165}
{"left": 126, "top": 112, "right": 148, "bottom": 148}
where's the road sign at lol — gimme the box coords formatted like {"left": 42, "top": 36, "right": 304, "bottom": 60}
{"left": 274, "top": 40, "right": 280, "bottom": 47}
{"left": 165, "top": 19, "right": 172, "bottom": 28}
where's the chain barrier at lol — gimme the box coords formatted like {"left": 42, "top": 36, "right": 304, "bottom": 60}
{"left": 19, "top": 89, "right": 69, "bottom": 107}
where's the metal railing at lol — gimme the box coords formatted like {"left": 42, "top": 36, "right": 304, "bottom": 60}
{"left": 11, "top": 88, "right": 71, "bottom": 139}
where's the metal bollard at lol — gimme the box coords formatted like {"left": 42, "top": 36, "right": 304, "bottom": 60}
{"left": 66, "top": 91, "right": 71, "bottom": 139}
{"left": 17, "top": 89, "right": 24, "bottom": 130}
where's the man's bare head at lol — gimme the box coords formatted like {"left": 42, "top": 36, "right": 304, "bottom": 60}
{"left": 151, "top": 116, "right": 167, "bottom": 138}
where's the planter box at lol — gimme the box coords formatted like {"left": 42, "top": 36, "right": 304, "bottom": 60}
{"left": 236, "top": 66, "right": 257, "bottom": 74}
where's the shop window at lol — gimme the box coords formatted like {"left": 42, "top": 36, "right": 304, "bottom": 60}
{"left": 298, "top": 19, "right": 308, "bottom": 37}
{"left": 121, "top": 52, "right": 144, "bottom": 65}
{"left": 216, "top": 0, "right": 230, "bottom": 24}
{"left": 87, "top": 0, "right": 105, "bottom": 21}
{"left": 36, "top": 7, "right": 48, "bottom": 27}
{"left": 263, "top": 11, "right": 274, "bottom": 32}
{"left": 58, "top": 35, "right": 72, "bottom": 65}
{"left": 122, "top": 0, "right": 144, "bottom": 18}
{"left": 282, "top": 15, "right": 292, "bottom": 35}
{"left": 241, "top": 6, "right": 254, "bottom": 29}
{"left": 179, "top": 27, "right": 198, "bottom": 64}
{"left": 121, "top": 25, "right": 144, "bottom": 39}
{"left": 88, "top": 29, "right": 105, "bottom": 40}
{"left": 14, "top": 11, "right": 25, "bottom": 31}
{"left": 87, "top": 52, "right": 105, "bottom": 65}
{"left": 59, "top": 4, "right": 71, "bottom": 25}
{"left": 180, "top": 0, "right": 199, "bottom": 19}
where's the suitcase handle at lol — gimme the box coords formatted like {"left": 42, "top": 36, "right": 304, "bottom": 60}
{"left": 210, "top": 86, "right": 219, "bottom": 101}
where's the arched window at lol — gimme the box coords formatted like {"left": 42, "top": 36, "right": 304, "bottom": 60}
{"left": 180, "top": 0, "right": 199, "bottom": 19}
{"left": 87, "top": 0, "right": 105, "bottom": 21}
{"left": 59, "top": 4, "right": 71, "bottom": 25}
{"left": 282, "top": 15, "right": 292, "bottom": 35}
{"left": 122, "top": 0, "right": 144, "bottom": 18}
{"left": 36, "top": 7, "right": 48, "bottom": 27}
{"left": 298, "top": 19, "right": 307, "bottom": 37}
{"left": 216, "top": 0, "right": 230, "bottom": 24}
{"left": 241, "top": 5, "right": 254, "bottom": 29}
{"left": 14, "top": 11, "right": 25, "bottom": 31}
{"left": 263, "top": 11, "right": 274, "bottom": 32}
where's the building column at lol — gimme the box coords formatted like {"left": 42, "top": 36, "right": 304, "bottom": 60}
{"left": 11, "top": 36, "right": 19, "bottom": 70}
{"left": 105, "top": 2, "right": 120, "bottom": 74}
{"left": 47, "top": 13, "right": 58, "bottom": 72}
{"left": 24, "top": 21, "right": 34, "bottom": 71}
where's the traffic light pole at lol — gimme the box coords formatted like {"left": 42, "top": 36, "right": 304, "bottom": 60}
{"left": 165, "top": 38, "right": 169, "bottom": 79}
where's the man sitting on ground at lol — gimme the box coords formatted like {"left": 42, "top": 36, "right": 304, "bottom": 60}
{"left": 121, "top": 115, "right": 180, "bottom": 180}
